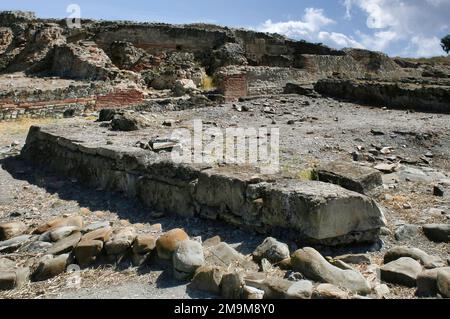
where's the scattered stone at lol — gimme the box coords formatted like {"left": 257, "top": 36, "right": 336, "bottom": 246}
{"left": 35, "top": 216, "right": 83, "bottom": 234}
{"left": 74, "top": 239, "right": 103, "bottom": 267}
{"left": 423, "top": 224, "right": 450, "bottom": 243}
{"left": 291, "top": 247, "right": 370, "bottom": 294}
{"left": 173, "top": 240, "right": 205, "bottom": 280}
{"left": 285, "top": 280, "right": 313, "bottom": 299}
{"left": 104, "top": 227, "right": 136, "bottom": 255}
{"left": 0, "top": 268, "right": 29, "bottom": 291}
{"left": 202, "top": 236, "right": 221, "bottom": 248}
{"left": 316, "top": 161, "right": 382, "bottom": 194}
{"left": 23, "top": 241, "right": 53, "bottom": 254}
{"left": 205, "top": 242, "right": 256, "bottom": 271}
{"left": 384, "top": 246, "right": 445, "bottom": 269}
{"left": 81, "top": 221, "right": 111, "bottom": 233}
{"left": 416, "top": 267, "right": 450, "bottom": 297}
{"left": 313, "top": 284, "right": 348, "bottom": 299}
{"left": 395, "top": 224, "right": 421, "bottom": 242}
{"left": 252, "top": 237, "right": 290, "bottom": 263}
{"left": 335, "top": 254, "right": 371, "bottom": 265}
{"left": 111, "top": 112, "right": 152, "bottom": 131}
{"left": 380, "top": 257, "right": 423, "bottom": 287}
{"left": 32, "top": 254, "right": 70, "bottom": 282}
{"left": 0, "top": 235, "right": 32, "bottom": 253}
{"left": 242, "top": 286, "right": 265, "bottom": 299}
{"left": 49, "top": 226, "right": 80, "bottom": 242}
{"left": 156, "top": 228, "right": 189, "bottom": 260}
{"left": 221, "top": 272, "right": 244, "bottom": 299}
{"left": 132, "top": 234, "right": 157, "bottom": 255}
{"left": 437, "top": 268, "right": 450, "bottom": 298}
{"left": 82, "top": 226, "right": 113, "bottom": 242}
{"left": 47, "top": 232, "right": 82, "bottom": 255}
{"left": 0, "top": 221, "right": 26, "bottom": 241}
{"left": 190, "top": 266, "right": 225, "bottom": 295}
{"left": 375, "top": 163, "right": 398, "bottom": 173}
{"left": 373, "top": 284, "right": 390, "bottom": 299}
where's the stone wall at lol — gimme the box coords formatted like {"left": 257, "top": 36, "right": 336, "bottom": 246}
{"left": 315, "top": 79, "right": 450, "bottom": 113}
{"left": 21, "top": 124, "right": 385, "bottom": 246}
{"left": 0, "top": 85, "right": 147, "bottom": 121}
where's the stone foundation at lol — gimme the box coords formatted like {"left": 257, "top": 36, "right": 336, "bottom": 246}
{"left": 21, "top": 123, "right": 385, "bottom": 246}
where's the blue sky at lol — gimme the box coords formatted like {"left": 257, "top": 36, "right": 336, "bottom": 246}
{"left": 2, "top": 0, "right": 450, "bottom": 57}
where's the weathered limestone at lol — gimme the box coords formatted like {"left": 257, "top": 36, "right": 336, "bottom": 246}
{"left": 315, "top": 161, "right": 382, "bottom": 194}
{"left": 21, "top": 124, "right": 386, "bottom": 246}
{"left": 74, "top": 240, "right": 104, "bottom": 267}
{"left": 48, "top": 232, "right": 82, "bottom": 255}
{"left": 437, "top": 269, "right": 450, "bottom": 298}
{"left": 35, "top": 216, "right": 83, "bottom": 235}
{"left": 423, "top": 224, "right": 450, "bottom": 243}
{"left": 252, "top": 237, "right": 290, "bottom": 263}
{"left": 0, "top": 221, "right": 26, "bottom": 240}
{"left": 380, "top": 257, "right": 423, "bottom": 287}
{"left": 416, "top": 267, "right": 450, "bottom": 297}
{"left": 291, "top": 247, "right": 371, "bottom": 294}
{"left": 32, "top": 254, "right": 70, "bottom": 282}
{"left": 173, "top": 240, "right": 205, "bottom": 280}
{"left": 156, "top": 228, "right": 189, "bottom": 260}
{"left": 384, "top": 246, "right": 445, "bottom": 269}
{"left": 190, "top": 266, "right": 225, "bottom": 295}
{"left": 315, "top": 78, "right": 450, "bottom": 113}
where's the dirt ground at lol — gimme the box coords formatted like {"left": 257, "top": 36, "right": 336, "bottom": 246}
{"left": 0, "top": 95, "right": 449, "bottom": 299}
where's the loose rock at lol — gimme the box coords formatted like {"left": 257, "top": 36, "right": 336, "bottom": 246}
{"left": 380, "top": 257, "right": 423, "bottom": 287}
{"left": 0, "top": 221, "right": 26, "bottom": 240}
{"left": 74, "top": 239, "right": 103, "bottom": 267}
{"left": 173, "top": 240, "right": 205, "bottom": 280}
{"left": 48, "top": 231, "right": 82, "bottom": 255}
{"left": 384, "top": 246, "right": 445, "bottom": 269}
{"left": 156, "top": 228, "right": 189, "bottom": 260}
{"left": 437, "top": 268, "right": 450, "bottom": 298}
{"left": 190, "top": 266, "right": 225, "bottom": 295}
{"left": 313, "top": 284, "right": 348, "bottom": 299}
{"left": 291, "top": 247, "right": 370, "bottom": 294}
{"left": 423, "top": 224, "right": 450, "bottom": 243}
{"left": 252, "top": 237, "right": 290, "bottom": 263}
{"left": 32, "top": 254, "right": 70, "bottom": 281}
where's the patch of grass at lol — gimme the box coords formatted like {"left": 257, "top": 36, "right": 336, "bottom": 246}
{"left": 201, "top": 74, "right": 216, "bottom": 91}
{"left": 297, "top": 168, "right": 319, "bottom": 181}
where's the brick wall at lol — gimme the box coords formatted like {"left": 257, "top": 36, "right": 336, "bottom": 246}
{"left": 0, "top": 88, "right": 146, "bottom": 121}
{"left": 95, "top": 89, "right": 146, "bottom": 109}
{"left": 218, "top": 73, "right": 248, "bottom": 102}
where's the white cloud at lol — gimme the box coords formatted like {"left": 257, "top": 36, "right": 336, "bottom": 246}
{"left": 259, "top": 8, "right": 364, "bottom": 50}
{"left": 260, "top": 8, "right": 334, "bottom": 39}
{"left": 258, "top": 1, "right": 450, "bottom": 57}
{"left": 345, "top": 0, "right": 450, "bottom": 57}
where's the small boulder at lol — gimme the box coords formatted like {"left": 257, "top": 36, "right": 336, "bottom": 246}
{"left": 156, "top": 228, "right": 189, "bottom": 260}
{"left": 423, "top": 224, "right": 450, "bottom": 243}
{"left": 35, "top": 216, "right": 83, "bottom": 234}
{"left": 252, "top": 237, "right": 290, "bottom": 263}
{"left": 104, "top": 227, "right": 136, "bottom": 255}
{"left": 0, "top": 221, "right": 26, "bottom": 240}
{"left": 313, "top": 284, "right": 348, "bottom": 299}
{"left": 82, "top": 226, "right": 113, "bottom": 242}
{"left": 74, "top": 239, "right": 103, "bottom": 267}
{"left": 380, "top": 257, "right": 422, "bottom": 287}
{"left": 242, "top": 286, "right": 265, "bottom": 299}
{"left": 285, "top": 280, "right": 313, "bottom": 299}
{"left": 416, "top": 267, "right": 450, "bottom": 297}
{"left": 0, "top": 235, "right": 32, "bottom": 253}
{"left": 0, "top": 268, "right": 29, "bottom": 291}
{"left": 111, "top": 112, "right": 152, "bottom": 131}
{"left": 221, "top": 272, "right": 244, "bottom": 299}
{"left": 291, "top": 247, "right": 370, "bottom": 295}
{"left": 32, "top": 254, "right": 70, "bottom": 281}
{"left": 132, "top": 234, "right": 157, "bottom": 255}
{"left": 384, "top": 246, "right": 445, "bottom": 269}
{"left": 49, "top": 226, "right": 80, "bottom": 242}
{"left": 190, "top": 266, "right": 225, "bottom": 295}
{"left": 437, "top": 268, "right": 450, "bottom": 298}
{"left": 173, "top": 240, "right": 205, "bottom": 280}
{"left": 395, "top": 224, "right": 420, "bottom": 242}
{"left": 81, "top": 221, "right": 111, "bottom": 234}
{"left": 48, "top": 232, "right": 82, "bottom": 255}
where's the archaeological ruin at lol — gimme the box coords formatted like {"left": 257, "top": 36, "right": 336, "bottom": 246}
{"left": 0, "top": 10, "right": 449, "bottom": 301}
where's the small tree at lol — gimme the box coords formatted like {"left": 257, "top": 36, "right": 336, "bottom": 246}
{"left": 442, "top": 35, "right": 450, "bottom": 54}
